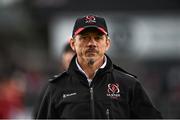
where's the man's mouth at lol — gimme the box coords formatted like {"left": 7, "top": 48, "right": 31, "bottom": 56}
{"left": 85, "top": 49, "right": 97, "bottom": 57}
{"left": 86, "top": 48, "right": 97, "bottom": 53}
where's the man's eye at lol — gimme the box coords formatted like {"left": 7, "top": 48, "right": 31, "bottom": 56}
{"left": 80, "top": 36, "right": 88, "bottom": 39}
{"left": 95, "top": 36, "right": 103, "bottom": 40}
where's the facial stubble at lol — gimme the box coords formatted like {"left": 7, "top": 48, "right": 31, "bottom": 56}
{"left": 87, "top": 58, "right": 95, "bottom": 66}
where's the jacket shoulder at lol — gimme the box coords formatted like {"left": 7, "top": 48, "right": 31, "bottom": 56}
{"left": 48, "top": 71, "right": 68, "bottom": 83}
{"left": 113, "top": 64, "right": 137, "bottom": 78}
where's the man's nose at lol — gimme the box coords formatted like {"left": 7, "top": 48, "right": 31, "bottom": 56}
{"left": 87, "top": 37, "right": 96, "bottom": 46}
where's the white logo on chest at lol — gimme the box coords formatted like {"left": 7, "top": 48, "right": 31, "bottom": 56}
{"left": 63, "top": 92, "right": 77, "bottom": 98}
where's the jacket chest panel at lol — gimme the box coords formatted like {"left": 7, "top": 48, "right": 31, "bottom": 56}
{"left": 55, "top": 82, "right": 130, "bottom": 118}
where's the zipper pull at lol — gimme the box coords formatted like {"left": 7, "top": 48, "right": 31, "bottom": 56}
{"left": 90, "top": 87, "right": 93, "bottom": 100}
{"left": 106, "top": 108, "right": 110, "bottom": 119}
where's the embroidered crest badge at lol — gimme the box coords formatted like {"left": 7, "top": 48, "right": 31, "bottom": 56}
{"left": 84, "top": 15, "right": 96, "bottom": 24}
{"left": 106, "top": 83, "right": 121, "bottom": 99}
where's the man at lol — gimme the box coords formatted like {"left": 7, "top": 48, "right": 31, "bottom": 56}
{"left": 59, "top": 43, "right": 75, "bottom": 71}
{"left": 35, "top": 15, "right": 162, "bottom": 119}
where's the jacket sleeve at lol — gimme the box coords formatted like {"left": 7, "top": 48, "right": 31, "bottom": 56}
{"left": 34, "top": 85, "right": 58, "bottom": 119}
{"left": 130, "top": 81, "right": 162, "bottom": 118}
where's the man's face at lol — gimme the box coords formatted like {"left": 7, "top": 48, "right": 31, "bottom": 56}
{"left": 70, "top": 28, "right": 110, "bottom": 64}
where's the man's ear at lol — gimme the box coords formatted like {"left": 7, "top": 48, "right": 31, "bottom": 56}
{"left": 69, "top": 37, "right": 75, "bottom": 51}
{"left": 105, "top": 37, "right": 111, "bottom": 51}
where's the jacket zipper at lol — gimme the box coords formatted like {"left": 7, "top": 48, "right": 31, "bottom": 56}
{"left": 90, "top": 87, "right": 95, "bottom": 118}
{"left": 106, "top": 108, "right": 110, "bottom": 119}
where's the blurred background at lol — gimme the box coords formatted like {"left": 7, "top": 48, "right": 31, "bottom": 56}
{"left": 0, "top": 0, "right": 180, "bottom": 118}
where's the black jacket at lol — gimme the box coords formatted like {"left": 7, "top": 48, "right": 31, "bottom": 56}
{"left": 35, "top": 55, "right": 162, "bottom": 119}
